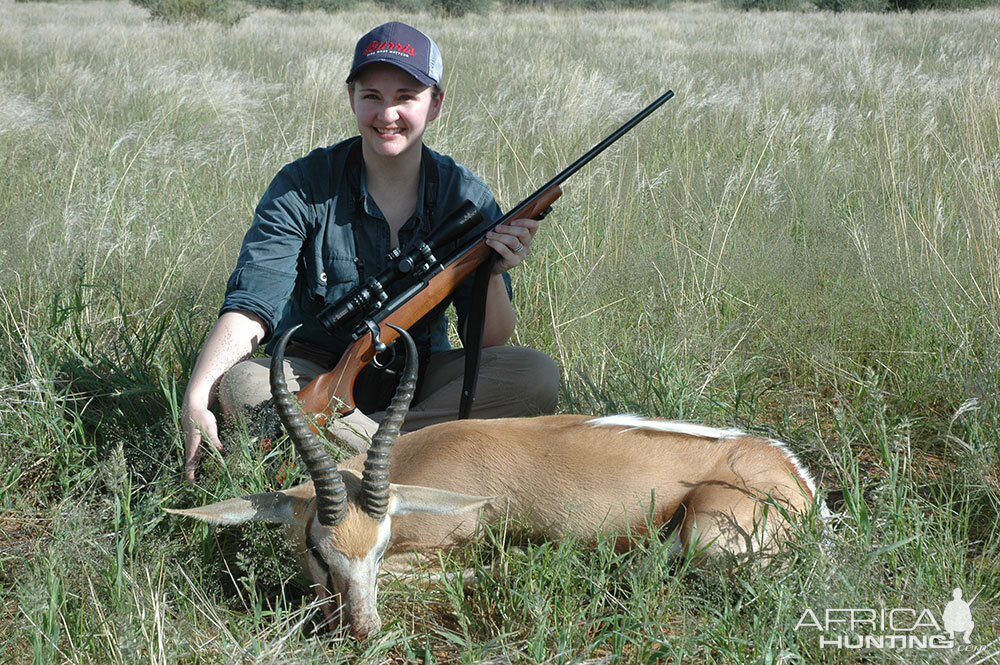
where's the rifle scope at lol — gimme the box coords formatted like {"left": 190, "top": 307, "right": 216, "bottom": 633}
{"left": 316, "top": 201, "right": 483, "bottom": 334}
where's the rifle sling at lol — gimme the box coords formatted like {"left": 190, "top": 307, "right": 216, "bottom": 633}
{"left": 459, "top": 260, "right": 493, "bottom": 419}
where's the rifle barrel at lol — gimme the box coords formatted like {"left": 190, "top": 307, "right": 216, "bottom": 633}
{"left": 498, "top": 90, "right": 675, "bottom": 224}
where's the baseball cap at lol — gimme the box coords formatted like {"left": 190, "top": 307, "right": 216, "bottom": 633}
{"left": 346, "top": 22, "right": 443, "bottom": 88}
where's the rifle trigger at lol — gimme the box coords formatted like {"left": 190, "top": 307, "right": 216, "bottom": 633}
{"left": 534, "top": 206, "right": 553, "bottom": 220}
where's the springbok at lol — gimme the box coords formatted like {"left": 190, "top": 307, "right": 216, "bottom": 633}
{"left": 168, "top": 325, "right": 821, "bottom": 640}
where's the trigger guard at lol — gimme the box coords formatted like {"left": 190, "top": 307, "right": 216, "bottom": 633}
{"left": 371, "top": 341, "right": 396, "bottom": 369}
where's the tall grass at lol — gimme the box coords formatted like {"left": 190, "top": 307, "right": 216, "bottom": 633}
{"left": 1, "top": 2, "right": 998, "bottom": 663}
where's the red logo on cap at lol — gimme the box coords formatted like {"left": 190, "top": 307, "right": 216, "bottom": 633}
{"left": 362, "top": 41, "right": 417, "bottom": 57}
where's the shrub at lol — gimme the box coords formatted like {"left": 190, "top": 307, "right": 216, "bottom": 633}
{"left": 577, "top": 0, "right": 674, "bottom": 7}
{"left": 811, "top": 0, "right": 992, "bottom": 10}
{"left": 720, "top": 0, "right": 805, "bottom": 9}
{"left": 129, "top": 0, "right": 246, "bottom": 24}
{"left": 500, "top": 0, "right": 674, "bottom": 7}
{"left": 888, "top": 0, "right": 991, "bottom": 7}
{"left": 374, "top": 0, "right": 429, "bottom": 10}
{"left": 246, "top": 0, "right": 359, "bottom": 10}
{"left": 812, "top": 0, "right": 885, "bottom": 10}
{"left": 432, "top": 0, "right": 490, "bottom": 15}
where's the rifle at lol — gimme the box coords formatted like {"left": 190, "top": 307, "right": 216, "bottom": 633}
{"left": 295, "top": 90, "right": 675, "bottom": 426}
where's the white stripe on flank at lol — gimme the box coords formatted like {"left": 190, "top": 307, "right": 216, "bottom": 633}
{"left": 585, "top": 414, "right": 747, "bottom": 440}
{"left": 766, "top": 439, "right": 819, "bottom": 498}
{"left": 586, "top": 414, "right": 819, "bottom": 499}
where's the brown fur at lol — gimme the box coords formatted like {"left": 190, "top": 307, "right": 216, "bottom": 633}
{"left": 301, "top": 472, "right": 383, "bottom": 560}
{"left": 328, "top": 503, "right": 383, "bottom": 560}
{"left": 338, "top": 414, "right": 815, "bottom": 558}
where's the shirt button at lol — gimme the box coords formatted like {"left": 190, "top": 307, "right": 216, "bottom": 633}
{"left": 320, "top": 272, "right": 327, "bottom": 283}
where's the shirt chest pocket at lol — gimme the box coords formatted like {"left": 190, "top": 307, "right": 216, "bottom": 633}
{"left": 305, "top": 256, "right": 359, "bottom": 306}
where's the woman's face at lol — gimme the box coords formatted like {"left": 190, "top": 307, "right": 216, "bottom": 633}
{"left": 349, "top": 63, "right": 443, "bottom": 161}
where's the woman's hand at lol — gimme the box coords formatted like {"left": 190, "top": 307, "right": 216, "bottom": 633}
{"left": 485, "top": 217, "right": 539, "bottom": 274}
{"left": 183, "top": 401, "right": 223, "bottom": 484}
{"left": 180, "top": 310, "right": 266, "bottom": 483}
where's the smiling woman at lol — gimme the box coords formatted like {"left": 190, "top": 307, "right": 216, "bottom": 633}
{"left": 349, "top": 66, "right": 440, "bottom": 159}
{"left": 346, "top": 64, "right": 444, "bottom": 230}
{"left": 180, "top": 20, "right": 561, "bottom": 484}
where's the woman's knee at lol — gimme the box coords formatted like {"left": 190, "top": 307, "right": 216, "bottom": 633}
{"left": 500, "top": 346, "right": 560, "bottom": 415}
{"left": 217, "top": 360, "right": 271, "bottom": 417}
{"left": 528, "top": 349, "right": 560, "bottom": 413}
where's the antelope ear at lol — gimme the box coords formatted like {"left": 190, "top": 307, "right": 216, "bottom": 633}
{"left": 388, "top": 484, "right": 497, "bottom": 517}
{"left": 165, "top": 490, "right": 309, "bottom": 526}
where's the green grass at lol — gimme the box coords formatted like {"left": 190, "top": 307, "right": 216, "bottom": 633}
{"left": 2, "top": 1, "right": 999, "bottom": 663}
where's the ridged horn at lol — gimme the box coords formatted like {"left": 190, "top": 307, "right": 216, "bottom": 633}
{"left": 361, "top": 324, "right": 418, "bottom": 520}
{"left": 270, "top": 324, "right": 347, "bottom": 526}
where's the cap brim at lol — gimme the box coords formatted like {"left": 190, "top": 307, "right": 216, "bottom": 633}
{"left": 347, "top": 58, "right": 437, "bottom": 87}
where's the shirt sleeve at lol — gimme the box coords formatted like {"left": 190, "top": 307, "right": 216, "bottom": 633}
{"left": 220, "top": 164, "right": 310, "bottom": 337}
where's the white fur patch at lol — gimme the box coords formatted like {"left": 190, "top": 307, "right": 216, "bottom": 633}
{"left": 587, "top": 414, "right": 820, "bottom": 499}
{"left": 585, "top": 414, "right": 747, "bottom": 440}
{"left": 766, "top": 439, "right": 819, "bottom": 498}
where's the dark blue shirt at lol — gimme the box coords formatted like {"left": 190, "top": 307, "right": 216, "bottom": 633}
{"left": 221, "top": 137, "right": 510, "bottom": 361}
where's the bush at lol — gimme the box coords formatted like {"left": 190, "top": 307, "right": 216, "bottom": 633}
{"left": 812, "top": 0, "right": 885, "bottom": 10}
{"left": 500, "top": 0, "right": 673, "bottom": 7}
{"left": 720, "top": 0, "right": 804, "bottom": 9}
{"left": 130, "top": 0, "right": 247, "bottom": 24}
{"left": 431, "top": 0, "right": 490, "bottom": 14}
{"left": 888, "top": 0, "right": 991, "bottom": 7}
{"left": 809, "top": 0, "right": 992, "bottom": 11}
{"left": 576, "top": 0, "right": 674, "bottom": 7}
{"left": 372, "top": 0, "right": 429, "bottom": 10}
{"left": 246, "top": 0, "right": 359, "bottom": 10}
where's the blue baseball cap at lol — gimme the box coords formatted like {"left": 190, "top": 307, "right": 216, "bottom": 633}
{"left": 347, "top": 22, "right": 443, "bottom": 88}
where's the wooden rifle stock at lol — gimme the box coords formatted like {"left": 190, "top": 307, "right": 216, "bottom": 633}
{"left": 296, "top": 185, "right": 563, "bottom": 426}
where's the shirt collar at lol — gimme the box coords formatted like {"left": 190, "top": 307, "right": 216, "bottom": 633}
{"left": 357, "top": 154, "right": 428, "bottom": 233}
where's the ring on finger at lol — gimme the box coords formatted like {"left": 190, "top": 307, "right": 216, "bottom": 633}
{"left": 513, "top": 243, "right": 524, "bottom": 253}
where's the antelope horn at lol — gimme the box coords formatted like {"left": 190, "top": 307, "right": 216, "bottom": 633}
{"left": 361, "top": 324, "right": 418, "bottom": 520}
{"left": 270, "top": 324, "right": 347, "bottom": 526}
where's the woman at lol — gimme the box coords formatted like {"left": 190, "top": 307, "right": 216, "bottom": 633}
{"left": 182, "top": 22, "right": 559, "bottom": 483}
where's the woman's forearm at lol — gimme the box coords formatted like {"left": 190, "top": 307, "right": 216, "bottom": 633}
{"left": 183, "top": 310, "right": 267, "bottom": 409}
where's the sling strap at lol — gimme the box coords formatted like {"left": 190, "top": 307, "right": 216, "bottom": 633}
{"left": 458, "top": 260, "right": 493, "bottom": 419}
